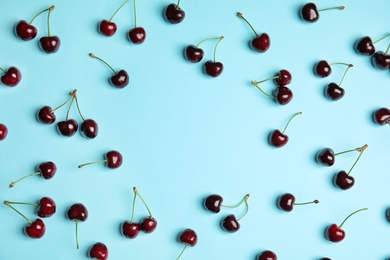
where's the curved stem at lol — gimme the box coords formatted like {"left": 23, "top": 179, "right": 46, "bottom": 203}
{"left": 236, "top": 194, "right": 250, "bottom": 222}
{"left": 318, "top": 6, "right": 345, "bottom": 12}
{"left": 347, "top": 144, "right": 368, "bottom": 175}
{"left": 294, "top": 200, "right": 319, "bottom": 206}
{"left": 75, "top": 220, "right": 79, "bottom": 249}
{"left": 109, "top": 0, "right": 129, "bottom": 22}
{"left": 134, "top": 187, "right": 153, "bottom": 218}
{"left": 46, "top": 5, "right": 55, "bottom": 37}
{"left": 221, "top": 194, "right": 249, "bottom": 209}
{"left": 9, "top": 172, "right": 40, "bottom": 188}
{"left": 130, "top": 188, "right": 138, "bottom": 222}
{"left": 4, "top": 201, "right": 32, "bottom": 224}
{"left": 6, "top": 201, "right": 39, "bottom": 207}
{"left": 89, "top": 53, "right": 116, "bottom": 75}
{"left": 176, "top": 244, "right": 188, "bottom": 260}
{"left": 78, "top": 159, "right": 108, "bottom": 168}
{"left": 133, "top": 0, "right": 137, "bottom": 28}
{"left": 29, "top": 5, "right": 53, "bottom": 25}
{"left": 329, "top": 62, "right": 352, "bottom": 67}
{"left": 195, "top": 37, "right": 222, "bottom": 48}
{"left": 250, "top": 81, "right": 276, "bottom": 99}
{"left": 282, "top": 112, "right": 302, "bottom": 134}
{"left": 213, "top": 36, "right": 224, "bottom": 62}
{"left": 74, "top": 96, "right": 85, "bottom": 121}
{"left": 339, "top": 208, "right": 368, "bottom": 229}
{"left": 176, "top": 0, "right": 181, "bottom": 9}
{"left": 338, "top": 64, "right": 353, "bottom": 87}
{"left": 237, "top": 12, "right": 258, "bottom": 37}
{"left": 52, "top": 91, "right": 75, "bottom": 113}
{"left": 373, "top": 34, "right": 390, "bottom": 44}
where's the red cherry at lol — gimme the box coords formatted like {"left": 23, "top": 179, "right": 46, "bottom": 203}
{"left": 88, "top": 242, "right": 108, "bottom": 260}
{"left": 15, "top": 20, "right": 37, "bottom": 41}
{"left": 237, "top": 12, "right": 270, "bottom": 53}
{"left": 37, "top": 106, "right": 56, "bottom": 124}
{"left": 277, "top": 193, "right": 318, "bottom": 212}
{"left": 38, "top": 6, "right": 60, "bottom": 54}
{"left": 78, "top": 150, "right": 123, "bottom": 169}
{"left": 164, "top": 2, "right": 185, "bottom": 24}
{"left": 121, "top": 221, "right": 141, "bottom": 238}
{"left": 98, "top": 0, "right": 128, "bottom": 36}
{"left": 57, "top": 119, "right": 78, "bottom": 137}
{"left": 257, "top": 250, "right": 277, "bottom": 260}
{"left": 269, "top": 112, "right": 301, "bottom": 148}
{"left": 24, "top": 218, "right": 46, "bottom": 239}
{"left": 9, "top": 161, "right": 57, "bottom": 188}
{"left": 80, "top": 119, "right": 99, "bottom": 139}
{"left": 37, "top": 197, "right": 56, "bottom": 218}
{"left": 372, "top": 49, "right": 390, "bottom": 70}
{"left": 178, "top": 228, "right": 197, "bottom": 246}
{"left": 0, "top": 66, "right": 22, "bottom": 87}
{"left": 0, "top": 123, "right": 8, "bottom": 140}
{"left": 128, "top": 27, "right": 146, "bottom": 44}
{"left": 272, "top": 86, "right": 293, "bottom": 105}
{"left": 140, "top": 217, "right": 157, "bottom": 233}
{"left": 203, "top": 36, "right": 224, "bottom": 77}
{"left": 274, "top": 69, "right": 292, "bottom": 86}
{"left": 67, "top": 203, "right": 88, "bottom": 249}
{"left": 373, "top": 107, "right": 390, "bottom": 125}
{"left": 300, "top": 3, "right": 344, "bottom": 23}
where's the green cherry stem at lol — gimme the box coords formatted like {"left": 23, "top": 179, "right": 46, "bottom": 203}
{"left": 130, "top": 187, "right": 138, "bottom": 222}
{"left": 338, "top": 208, "right": 368, "bottom": 229}
{"left": 250, "top": 80, "right": 276, "bottom": 99}
{"left": 329, "top": 62, "right": 352, "bottom": 67}
{"left": 347, "top": 144, "right": 368, "bottom": 175}
{"left": 318, "top": 6, "right": 345, "bottom": 12}
{"left": 109, "top": 0, "right": 129, "bottom": 22}
{"left": 282, "top": 112, "right": 302, "bottom": 134}
{"left": 212, "top": 36, "right": 224, "bottom": 62}
{"left": 9, "top": 172, "right": 41, "bottom": 188}
{"left": 338, "top": 64, "right": 353, "bottom": 87}
{"left": 176, "top": 0, "right": 181, "bottom": 9}
{"left": 89, "top": 53, "right": 116, "bottom": 74}
{"left": 176, "top": 243, "right": 188, "bottom": 260}
{"left": 373, "top": 34, "right": 390, "bottom": 45}
{"left": 236, "top": 194, "right": 250, "bottom": 222}
{"left": 195, "top": 37, "right": 222, "bottom": 48}
{"left": 237, "top": 12, "right": 258, "bottom": 37}
{"left": 5, "top": 201, "right": 38, "bottom": 207}
{"left": 29, "top": 5, "right": 53, "bottom": 25}
{"left": 52, "top": 90, "right": 76, "bottom": 113}
{"left": 46, "top": 5, "right": 55, "bottom": 37}
{"left": 75, "top": 220, "right": 79, "bottom": 249}
{"left": 221, "top": 194, "right": 249, "bottom": 209}
{"left": 134, "top": 187, "right": 153, "bottom": 218}
{"left": 334, "top": 144, "right": 364, "bottom": 157}
{"left": 133, "top": 0, "right": 137, "bottom": 27}
{"left": 0, "top": 67, "right": 5, "bottom": 73}
{"left": 4, "top": 201, "right": 32, "bottom": 224}
{"left": 74, "top": 95, "right": 85, "bottom": 121}
{"left": 294, "top": 199, "right": 319, "bottom": 206}
{"left": 78, "top": 159, "right": 107, "bottom": 168}
{"left": 65, "top": 91, "right": 76, "bottom": 121}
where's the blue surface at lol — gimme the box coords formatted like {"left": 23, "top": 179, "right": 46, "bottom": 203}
{"left": 1, "top": 0, "right": 390, "bottom": 259}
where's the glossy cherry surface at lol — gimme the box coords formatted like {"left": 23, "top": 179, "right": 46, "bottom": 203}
{"left": 257, "top": 250, "right": 277, "bottom": 260}
{"left": 67, "top": 203, "right": 88, "bottom": 221}
{"left": 354, "top": 36, "right": 375, "bottom": 55}
{"left": 274, "top": 69, "right": 292, "bottom": 86}
{"left": 277, "top": 193, "right": 295, "bottom": 212}
{"left": 316, "top": 148, "right": 335, "bottom": 166}
{"left": 105, "top": 150, "right": 123, "bottom": 168}
{"left": 37, "top": 161, "right": 57, "bottom": 179}
{"left": 57, "top": 119, "right": 78, "bottom": 137}
{"left": 98, "top": 20, "right": 117, "bottom": 36}
{"left": 81, "top": 119, "right": 99, "bottom": 139}
{"left": 37, "top": 197, "right": 56, "bottom": 218}
{"left": 373, "top": 107, "right": 390, "bottom": 125}
{"left": 204, "top": 61, "right": 223, "bottom": 77}
{"left": 314, "top": 60, "right": 332, "bottom": 77}
{"left": 15, "top": 20, "right": 37, "bottom": 41}
{"left": 39, "top": 36, "right": 61, "bottom": 53}
{"left": 221, "top": 214, "right": 240, "bottom": 232}
{"left": 371, "top": 51, "right": 390, "bottom": 70}
{"left": 1, "top": 67, "right": 22, "bottom": 87}
{"left": 204, "top": 194, "right": 223, "bottom": 213}
{"left": 178, "top": 228, "right": 197, "bottom": 246}
{"left": 121, "top": 221, "right": 141, "bottom": 238}
{"left": 110, "top": 70, "right": 129, "bottom": 88}
{"left": 24, "top": 218, "right": 45, "bottom": 239}
{"left": 37, "top": 106, "right": 56, "bottom": 124}
{"left": 269, "top": 130, "right": 288, "bottom": 148}
{"left": 128, "top": 27, "right": 146, "bottom": 44}
{"left": 273, "top": 86, "right": 293, "bottom": 105}
{"left": 0, "top": 123, "right": 8, "bottom": 140}
{"left": 324, "top": 82, "right": 344, "bottom": 101}
{"left": 88, "top": 242, "right": 108, "bottom": 260}
{"left": 164, "top": 3, "right": 185, "bottom": 24}
{"left": 184, "top": 45, "right": 204, "bottom": 63}
{"left": 250, "top": 34, "right": 270, "bottom": 53}
{"left": 300, "top": 3, "right": 319, "bottom": 22}
{"left": 140, "top": 217, "right": 157, "bottom": 233}
{"left": 334, "top": 170, "right": 354, "bottom": 190}
{"left": 325, "top": 223, "right": 345, "bottom": 242}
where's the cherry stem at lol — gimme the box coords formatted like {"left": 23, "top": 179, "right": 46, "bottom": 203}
{"left": 236, "top": 194, "right": 250, "bottom": 222}
{"left": 52, "top": 90, "right": 76, "bottom": 113}
{"left": 294, "top": 200, "right": 319, "bottom": 206}
{"left": 78, "top": 159, "right": 107, "bottom": 168}
{"left": 329, "top": 62, "right": 352, "bottom": 67}
{"left": 318, "top": 6, "right": 345, "bottom": 12}
{"left": 74, "top": 96, "right": 85, "bottom": 121}
{"left": 195, "top": 37, "right": 222, "bottom": 48}
{"left": 338, "top": 64, "right": 353, "bottom": 87}
{"left": 109, "top": 0, "right": 129, "bottom": 22}
{"left": 347, "top": 144, "right": 368, "bottom": 175}
{"left": 0, "top": 67, "right": 5, "bottom": 73}
{"left": 4, "top": 201, "right": 32, "bottom": 224}
{"left": 46, "top": 5, "right": 55, "bottom": 37}
{"left": 176, "top": 243, "right": 188, "bottom": 260}
{"left": 75, "top": 220, "right": 79, "bottom": 249}
{"left": 339, "top": 207, "right": 368, "bottom": 229}
{"left": 282, "top": 112, "right": 302, "bottom": 134}
{"left": 221, "top": 194, "right": 249, "bottom": 209}
{"left": 5, "top": 201, "right": 38, "bottom": 207}
{"left": 385, "top": 44, "right": 390, "bottom": 55}
{"left": 133, "top": 0, "right": 137, "bottom": 28}
{"left": 212, "top": 36, "right": 224, "bottom": 62}
{"left": 335, "top": 144, "right": 366, "bottom": 157}
{"left": 89, "top": 53, "right": 116, "bottom": 75}
{"left": 29, "top": 5, "right": 53, "bottom": 25}
{"left": 250, "top": 80, "right": 276, "bottom": 99}
{"left": 237, "top": 12, "right": 258, "bottom": 37}
{"left": 373, "top": 34, "right": 390, "bottom": 45}
{"left": 134, "top": 187, "right": 153, "bottom": 218}
{"left": 9, "top": 172, "right": 40, "bottom": 188}
{"left": 65, "top": 94, "right": 76, "bottom": 121}
{"left": 130, "top": 188, "right": 138, "bottom": 222}
{"left": 176, "top": 0, "right": 181, "bottom": 9}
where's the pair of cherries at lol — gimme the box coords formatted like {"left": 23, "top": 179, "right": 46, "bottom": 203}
{"left": 204, "top": 193, "right": 249, "bottom": 233}
{"left": 184, "top": 36, "right": 225, "bottom": 77}
{"left": 355, "top": 34, "right": 390, "bottom": 71}
{"left": 251, "top": 69, "right": 293, "bottom": 105}
{"left": 37, "top": 90, "right": 98, "bottom": 139}
{"left": 4, "top": 197, "right": 56, "bottom": 239}
{"left": 15, "top": 5, "right": 60, "bottom": 53}
{"left": 120, "top": 187, "right": 157, "bottom": 239}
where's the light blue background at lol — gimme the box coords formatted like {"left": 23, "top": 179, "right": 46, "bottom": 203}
{"left": 1, "top": 0, "right": 390, "bottom": 259}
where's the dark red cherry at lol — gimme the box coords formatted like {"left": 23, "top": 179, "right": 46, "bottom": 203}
{"left": 36, "top": 197, "right": 56, "bottom": 218}
{"left": 371, "top": 51, "right": 390, "bottom": 70}
{"left": 57, "top": 119, "right": 78, "bottom": 137}
{"left": 178, "top": 228, "right": 197, "bottom": 246}
{"left": 314, "top": 60, "right": 332, "bottom": 77}
{"left": 67, "top": 203, "right": 88, "bottom": 221}
{"left": 325, "top": 224, "right": 345, "bottom": 242}
{"left": 110, "top": 70, "right": 129, "bottom": 88}
{"left": 24, "top": 218, "right": 46, "bottom": 239}
{"left": 257, "top": 250, "right": 277, "bottom": 260}
{"left": 184, "top": 45, "right": 204, "bottom": 63}
{"left": 221, "top": 214, "right": 240, "bottom": 232}
{"left": 121, "top": 221, "right": 141, "bottom": 238}
{"left": 39, "top": 36, "right": 61, "bottom": 54}
{"left": 204, "top": 61, "right": 223, "bottom": 77}
{"left": 0, "top": 66, "right": 22, "bottom": 87}
{"left": 98, "top": 20, "right": 117, "bottom": 36}
{"left": 164, "top": 3, "right": 185, "bottom": 24}
{"left": 37, "top": 161, "right": 57, "bottom": 179}
{"left": 334, "top": 171, "right": 354, "bottom": 190}
{"left": 250, "top": 34, "right": 270, "bottom": 53}
{"left": 300, "top": 3, "right": 319, "bottom": 22}
{"left": 269, "top": 130, "right": 288, "bottom": 147}
{"left": 277, "top": 193, "right": 295, "bottom": 212}
{"left": 354, "top": 36, "right": 375, "bottom": 55}
{"left": 80, "top": 119, "right": 98, "bottom": 139}
{"left": 88, "top": 242, "right": 108, "bottom": 260}
{"left": 128, "top": 27, "right": 146, "bottom": 44}
{"left": 0, "top": 123, "right": 8, "bottom": 141}
{"left": 204, "top": 194, "right": 223, "bottom": 213}
{"left": 373, "top": 107, "right": 390, "bottom": 125}
{"left": 78, "top": 150, "right": 123, "bottom": 169}
{"left": 37, "top": 106, "right": 56, "bottom": 124}
{"left": 273, "top": 86, "right": 293, "bottom": 105}
{"left": 274, "top": 69, "right": 292, "bottom": 86}
{"left": 324, "top": 82, "right": 344, "bottom": 101}
{"left": 140, "top": 217, "right": 157, "bottom": 233}
{"left": 316, "top": 148, "right": 335, "bottom": 166}
{"left": 15, "top": 20, "right": 37, "bottom": 41}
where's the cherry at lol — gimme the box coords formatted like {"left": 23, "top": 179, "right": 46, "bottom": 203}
{"left": 333, "top": 144, "right": 368, "bottom": 190}
{"left": 67, "top": 203, "right": 88, "bottom": 249}
{"left": 176, "top": 229, "right": 197, "bottom": 260}
{"left": 269, "top": 112, "right": 302, "bottom": 148}
{"left": 5, "top": 197, "right": 56, "bottom": 218}
{"left": 4, "top": 201, "right": 46, "bottom": 239}
{"left": 314, "top": 61, "right": 351, "bottom": 78}
{"left": 164, "top": 1, "right": 185, "bottom": 24}
{"left": 324, "top": 64, "right": 353, "bottom": 101}
{"left": 89, "top": 53, "right": 129, "bottom": 88}
{"left": 80, "top": 119, "right": 99, "bottom": 139}
{"left": 184, "top": 36, "right": 221, "bottom": 63}
{"left": 15, "top": 6, "right": 52, "bottom": 40}
{"left": 277, "top": 193, "right": 318, "bottom": 212}
{"left": 203, "top": 36, "right": 224, "bottom": 77}
{"left": 121, "top": 221, "right": 141, "bottom": 239}
{"left": 325, "top": 208, "right": 368, "bottom": 242}
{"left": 9, "top": 161, "right": 57, "bottom": 188}
{"left": 88, "top": 242, "right": 108, "bottom": 260}
{"left": 300, "top": 3, "right": 344, "bottom": 23}
{"left": 316, "top": 145, "right": 362, "bottom": 167}
{"left": 133, "top": 187, "right": 157, "bottom": 233}
{"left": 355, "top": 34, "right": 390, "bottom": 56}
{"left": 78, "top": 150, "right": 123, "bottom": 169}
{"left": 251, "top": 76, "right": 293, "bottom": 105}
{"left": 0, "top": 123, "right": 8, "bottom": 140}
{"left": 128, "top": 0, "right": 146, "bottom": 44}
{"left": 57, "top": 119, "right": 78, "bottom": 137}
{"left": 0, "top": 66, "right": 22, "bottom": 87}
{"left": 237, "top": 12, "right": 270, "bottom": 53}
{"left": 221, "top": 194, "right": 249, "bottom": 232}
{"left": 203, "top": 193, "right": 248, "bottom": 214}
{"left": 373, "top": 107, "right": 390, "bottom": 125}
{"left": 274, "top": 69, "right": 292, "bottom": 86}
{"left": 38, "top": 6, "right": 60, "bottom": 54}
{"left": 371, "top": 44, "right": 390, "bottom": 70}
{"left": 37, "top": 90, "right": 75, "bottom": 124}
{"left": 257, "top": 250, "right": 277, "bottom": 260}
{"left": 98, "top": 0, "right": 128, "bottom": 36}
